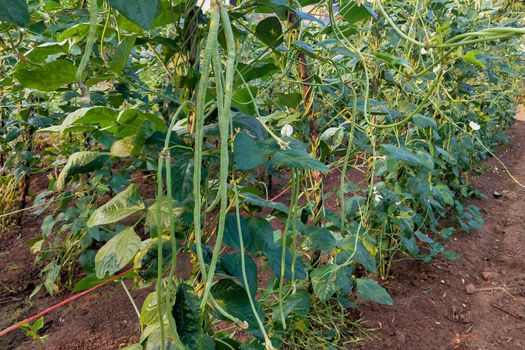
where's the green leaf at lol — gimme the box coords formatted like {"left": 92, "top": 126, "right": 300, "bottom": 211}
{"left": 433, "top": 183, "right": 454, "bottom": 206}
{"left": 340, "top": 0, "right": 377, "bottom": 24}
{"left": 310, "top": 264, "right": 353, "bottom": 302}
{"left": 146, "top": 198, "right": 193, "bottom": 234}
{"left": 247, "top": 216, "right": 276, "bottom": 253}
{"left": 255, "top": 17, "right": 283, "bottom": 47}
{"left": 173, "top": 284, "right": 204, "bottom": 350}
{"left": 223, "top": 213, "right": 251, "bottom": 251}
{"left": 442, "top": 249, "right": 460, "bottom": 260}
{"left": 14, "top": 60, "right": 77, "bottom": 91}
{"left": 461, "top": 50, "right": 485, "bottom": 68}
{"left": 272, "top": 289, "right": 311, "bottom": 322}
{"left": 265, "top": 246, "right": 307, "bottom": 280}
{"left": 95, "top": 227, "right": 141, "bottom": 278}
{"left": 242, "top": 192, "right": 289, "bottom": 214}
{"left": 0, "top": 0, "right": 29, "bottom": 27}
{"left": 133, "top": 237, "right": 172, "bottom": 284}
{"left": 109, "top": 35, "right": 136, "bottom": 73}
{"left": 56, "top": 151, "right": 110, "bottom": 191}
{"left": 43, "top": 262, "right": 61, "bottom": 294}
{"left": 267, "top": 139, "right": 329, "bottom": 172}
{"left": 381, "top": 144, "right": 420, "bottom": 166}
{"left": 234, "top": 132, "right": 266, "bottom": 170}
{"left": 169, "top": 158, "right": 194, "bottom": 202}
{"left": 115, "top": 109, "right": 167, "bottom": 137}
{"left": 140, "top": 291, "right": 173, "bottom": 327}
{"left": 310, "top": 264, "right": 339, "bottom": 302}
{"left": 107, "top": 0, "right": 159, "bottom": 29}
{"left": 39, "top": 107, "right": 118, "bottom": 134}
{"left": 231, "top": 86, "right": 258, "bottom": 114}
{"left": 413, "top": 114, "right": 437, "bottom": 129}
{"left": 87, "top": 184, "right": 145, "bottom": 227}
{"left": 211, "top": 279, "right": 264, "bottom": 331}
{"left": 340, "top": 235, "right": 377, "bottom": 273}
{"left": 277, "top": 92, "right": 302, "bottom": 109}
{"left": 220, "top": 253, "right": 258, "bottom": 297}
{"left": 236, "top": 62, "right": 279, "bottom": 85}
{"left": 72, "top": 274, "right": 110, "bottom": 293}
{"left": 306, "top": 226, "right": 337, "bottom": 251}
{"left": 355, "top": 278, "right": 393, "bottom": 305}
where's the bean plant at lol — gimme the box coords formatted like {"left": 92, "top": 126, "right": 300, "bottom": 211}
{"left": 1, "top": 0, "right": 524, "bottom": 349}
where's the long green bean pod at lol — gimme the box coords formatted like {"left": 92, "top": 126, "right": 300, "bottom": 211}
{"left": 76, "top": 0, "right": 98, "bottom": 89}
{"left": 192, "top": 1, "right": 221, "bottom": 285}
{"left": 201, "top": 4, "right": 236, "bottom": 309}
{"left": 155, "top": 153, "right": 167, "bottom": 350}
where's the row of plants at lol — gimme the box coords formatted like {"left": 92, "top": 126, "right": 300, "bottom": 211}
{"left": 1, "top": 0, "right": 524, "bottom": 349}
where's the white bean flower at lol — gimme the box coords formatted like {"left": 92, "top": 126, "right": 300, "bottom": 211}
{"left": 469, "top": 121, "right": 481, "bottom": 131}
{"left": 280, "top": 124, "right": 294, "bottom": 137}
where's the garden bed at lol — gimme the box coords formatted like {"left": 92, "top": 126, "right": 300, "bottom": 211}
{"left": 1, "top": 120, "right": 524, "bottom": 350}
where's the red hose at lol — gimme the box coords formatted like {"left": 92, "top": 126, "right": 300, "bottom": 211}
{"left": 0, "top": 268, "right": 132, "bottom": 337}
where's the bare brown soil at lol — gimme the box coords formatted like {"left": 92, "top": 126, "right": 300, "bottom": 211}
{"left": 0, "top": 121, "right": 524, "bottom": 350}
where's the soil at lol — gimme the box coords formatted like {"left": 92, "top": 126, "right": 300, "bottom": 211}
{"left": 0, "top": 120, "right": 524, "bottom": 350}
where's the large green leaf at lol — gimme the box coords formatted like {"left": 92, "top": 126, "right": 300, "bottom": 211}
{"left": 268, "top": 140, "right": 329, "bottom": 172}
{"left": 223, "top": 213, "right": 251, "bottom": 251}
{"left": 255, "top": 17, "right": 283, "bottom": 47}
{"left": 211, "top": 279, "right": 264, "bottom": 331}
{"left": 72, "top": 274, "right": 110, "bottom": 293}
{"left": 355, "top": 278, "right": 393, "bottom": 305}
{"left": 146, "top": 198, "right": 193, "bottom": 234}
{"left": 133, "top": 237, "right": 172, "bottom": 284}
{"left": 56, "top": 152, "right": 110, "bottom": 191}
{"left": 0, "top": 0, "right": 29, "bottom": 27}
{"left": 271, "top": 289, "right": 311, "bottom": 321}
{"left": 247, "top": 216, "right": 276, "bottom": 253}
{"left": 339, "top": 0, "right": 377, "bottom": 24}
{"left": 340, "top": 236, "right": 377, "bottom": 273}
{"left": 173, "top": 284, "right": 205, "bottom": 349}
{"left": 109, "top": 35, "right": 137, "bottom": 73}
{"left": 107, "top": 0, "right": 159, "bottom": 29}
{"left": 169, "top": 158, "right": 194, "bottom": 202}
{"left": 87, "top": 184, "right": 145, "bottom": 227}
{"left": 310, "top": 263, "right": 353, "bottom": 301}
{"left": 242, "top": 192, "right": 289, "bottom": 214}
{"left": 235, "top": 62, "right": 279, "bottom": 86}
{"left": 39, "top": 107, "right": 118, "bottom": 134}
{"left": 381, "top": 144, "right": 421, "bottom": 166}
{"left": 95, "top": 227, "right": 141, "bottom": 278}
{"left": 14, "top": 60, "right": 77, "bottom": 91}
{"left": 233, "top": 132, "right": 266, "bottom": 170}
{"left": 220, "top": 253, "right": 258, "bottom": 297}
{"left": 306, "top": 226, "right": 337, "bottom": 251}
{"left": 265, "top": 246, "right": 307, "bottom": 280}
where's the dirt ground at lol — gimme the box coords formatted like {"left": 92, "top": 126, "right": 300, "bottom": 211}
{"left": 0, "top": 120, "right": 524, "bottom": 349}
